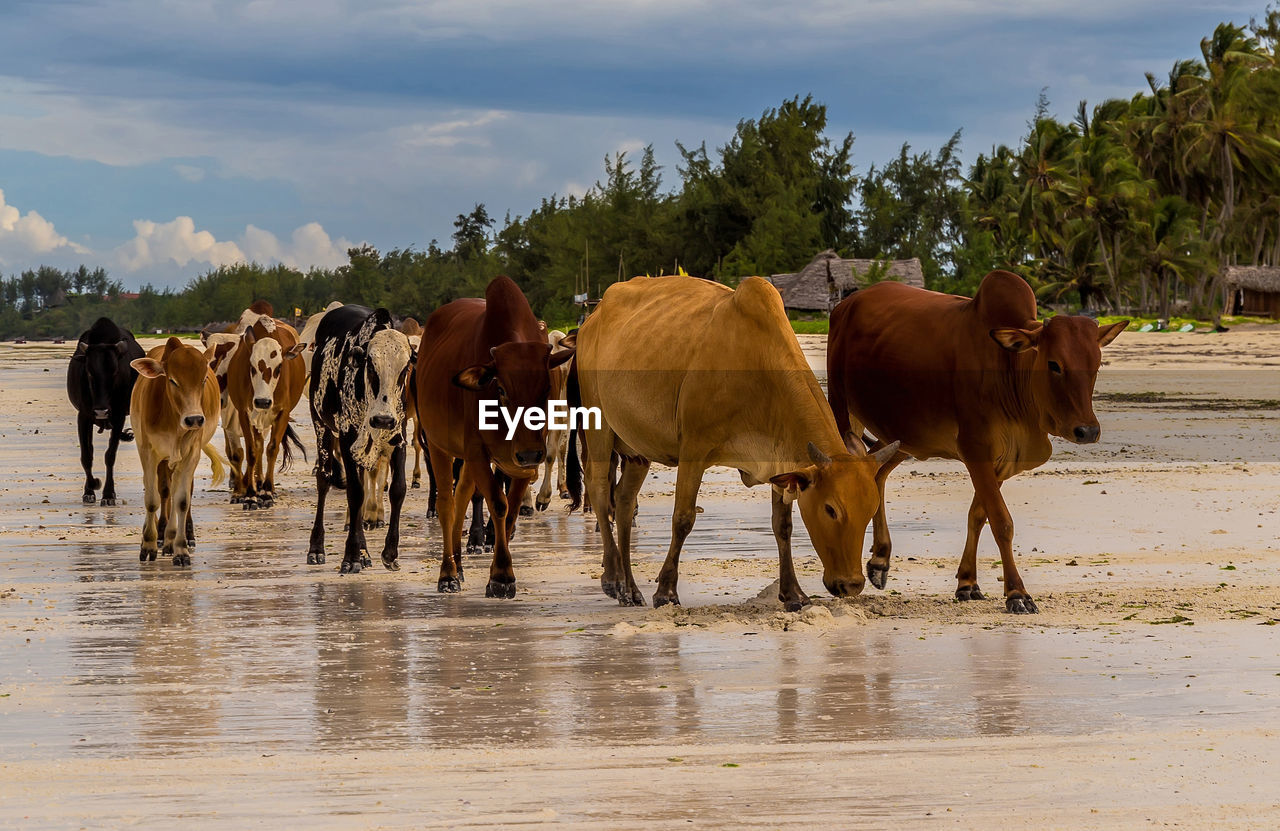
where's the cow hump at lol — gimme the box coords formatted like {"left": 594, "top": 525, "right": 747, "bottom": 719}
{"left": 972, "top": 270, "right": 1037, "bottom": 328}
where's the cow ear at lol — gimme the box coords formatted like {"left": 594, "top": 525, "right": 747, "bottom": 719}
{"left": 1097, "top": 320, "right": 1127, "bottom": 347}
{"left": 556, "top": 333, "right": 577, "bottom": 350}
{"left": 131, "top": 357, "right": 166, "bottom": 379}
{"left": 349, "top": 344, "right": 366, "bottom": 363}
{"left": 374, "top": 308, "right": 393, "bottom": 327}
{"left": 453, "top": 363, "right": 496, "bottom": 391}
{"left": 548, "top": 348, "right": 574, "bottom": 369}
{"left": 243, "top": 328, "right": 257, "bottom": 346}
{"left": 284, "top": 343, "right": 306, "bottom": 359}
{"left": 73, "top": 340, "right": 88, "bottom": 357}
{"left": 770, "top": 466, "right": 818, "bottom": 499}
{"left": 990, "top": 327, "right": 1041, "bottom": 353}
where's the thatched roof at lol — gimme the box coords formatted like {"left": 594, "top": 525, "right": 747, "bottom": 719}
{"left": 1224, "top": 265, "right": 1280, "bottom": 292}
{"left": 769, "top": 250, "right": 925, "bottom": 312}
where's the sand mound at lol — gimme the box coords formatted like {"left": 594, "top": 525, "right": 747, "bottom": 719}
{"left": 608, "top": 580, "right": 868, "bottom": 634}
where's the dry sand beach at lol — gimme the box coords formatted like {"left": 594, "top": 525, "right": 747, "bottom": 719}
{"left": 1, "top": 329, "right": 1278, "bottom": 828}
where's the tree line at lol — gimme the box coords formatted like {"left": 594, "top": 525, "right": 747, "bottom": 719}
{"left": 3, "top": 13, "right": 1278, "bottom": 339}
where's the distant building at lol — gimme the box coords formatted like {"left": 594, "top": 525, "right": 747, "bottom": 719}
{"left": 1224, "top": 266, "right": 1280, "bottom": 318}
{"left": 769, "top": 250, "right": 925, "bottom": 314}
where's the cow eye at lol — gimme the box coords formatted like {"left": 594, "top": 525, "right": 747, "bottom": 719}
{"left": 1048, "top": 360, "right": 1063, "bottom": 375}
{"left": 824, "top": 504, "right": 837, "bottom": 519}
{"left": 170, "top": 378, "right": 179, "bottom": 387}
{"left": 496, "top": 384, "right": 507, "bottom": 398}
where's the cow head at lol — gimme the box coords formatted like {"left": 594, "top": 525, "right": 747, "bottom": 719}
{"left": 243, "top": 327, "right": 304, "bottom": 410}
{"left": 74, "top": 337, "right": 133, "bottom": 426}
{"left": 771, "top": 441, "right": 901, "bottom": 598}
{"left": 349, "top": 328, "right": 412, "bottom": 434}
{"left": 454, "top": 338, "right": 576, "bottom": 469}
{"left": 132, "top": 338, "right": 212, "bottom": 431}
{"left": 991, "top": 316, "right": 1127, "bottom": 444}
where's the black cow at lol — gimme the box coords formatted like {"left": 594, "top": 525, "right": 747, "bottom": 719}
{"left": 66, "top": 317, "right": 146, "bottom": 505}
{"left": 306, "top": 306, "right": 413, "bottom": 574}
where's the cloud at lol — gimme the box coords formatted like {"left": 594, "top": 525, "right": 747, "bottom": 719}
{"left": 173, "top": 164, "right": 206, "bottom": 182}
{"left": 0, "top": 187, "right": 87, "bottom": 265}
{"left": 114, "top": 215, "right": 352, "bottom": 273}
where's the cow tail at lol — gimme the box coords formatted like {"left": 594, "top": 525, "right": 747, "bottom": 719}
{"left": 280, "top": 423, "right": 308, "bottom": 473}
{"left": 566, "top": 359, "right": 583, "bottom": 511}
{"left": 202, "top": 443, "right": 227, "bottom": 489}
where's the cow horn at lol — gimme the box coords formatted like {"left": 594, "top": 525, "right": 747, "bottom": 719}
{"left": 807, "top": 441, "right": 832, "bottom": 466}
{"left": 871, "top": 440, "right": 902, "bottom": 465}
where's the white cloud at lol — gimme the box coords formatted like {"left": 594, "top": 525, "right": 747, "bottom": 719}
{"left": 173, "top": 163, "right": 206, "bottom": 182}
{"left": 0, "top": 188, "right": 88, "bottom": 265}
{"left": 115, "top": 215, "right": 352, "bottom": 273}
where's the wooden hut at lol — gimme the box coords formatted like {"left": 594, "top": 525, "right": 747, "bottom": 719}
{"left": 1224, "top": 266, "right": 1280, "bottom": 318}
{"left": 769, "top": 250, "right": 925, "bottom": 314}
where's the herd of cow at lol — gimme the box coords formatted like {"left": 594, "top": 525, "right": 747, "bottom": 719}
{"left": 66, "top": 270, "right": 1125, "bottom": 614}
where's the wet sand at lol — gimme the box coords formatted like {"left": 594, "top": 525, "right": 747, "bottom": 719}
{"left": 1, "top": 330, "right": 1279, "bottom": 828}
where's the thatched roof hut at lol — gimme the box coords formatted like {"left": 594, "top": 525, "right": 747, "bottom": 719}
{"left": 769, "top": 250, "right": 925, "bottom": 314}
{"left": 1224, "top": 265, "right": 1280, "bottom": 318}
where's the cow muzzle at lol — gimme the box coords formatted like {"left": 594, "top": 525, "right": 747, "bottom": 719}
{"left": 253, "top": 397, "right": 272, "bottom": 410}
{"left": 93, "top": 408, "right": 110, "bottom": 421}
{"left": 1071, "top": 423, "right": 1101, "bottom": 444}
{"left": 515, "top": 448, "right": 545, "bottom": 468}
{"left": 823, "top": 575, "right": 865, "bottom": 598}
{"left": 183, "top": 414, "right": 205, "bottom": 430}
{"left": 369, "top": 415, "right": 396, "bottom": 430}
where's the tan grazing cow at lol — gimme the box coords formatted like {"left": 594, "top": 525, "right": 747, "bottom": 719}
{"left": 569, "top": 275, "right": 899, "bottom": 610}
{"left": 130, "top": 338, "right": 224, "bottom": 566}
{"left": 226, "top": 316, "right": 307, "bottom": 508}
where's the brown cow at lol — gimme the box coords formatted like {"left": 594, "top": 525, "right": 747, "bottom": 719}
{"left": 226, "top": 315, "right": 307, "bottom": 508}
{"left": 827, "top": 270, "right": 1126, "bottom": 613}
{"left": 569, "top": 275, "right": 898, "bottom": 610}
{"left": 415, "top": 275, "right": 575, "bottom": 598}
{"left": 130, "top": 338, "right": 224, "bottom": 566}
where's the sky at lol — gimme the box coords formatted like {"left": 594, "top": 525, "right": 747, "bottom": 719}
{"left": 0, "top": 0, "right": 1267, "bottom": 289}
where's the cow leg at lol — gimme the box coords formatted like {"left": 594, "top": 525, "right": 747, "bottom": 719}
{"left": 169, "top": 452, "right": 197, "bottom": 567}
{"left": 556, "top": 430, "right": 569, "bottom": 499}
{"left": 100, "top": 424, "right": 124, "bottom": 506}
{"left": 429, "top": 444, "right": 462, "bottom": 592}
{"left": 307, "top": 428, "right": 333, "bottom": 565}
{"left": 238, "top": 410, "right": 260, "bottom": 509}
{"left": 772, "top": 488, "right": 809, "bottom": 611}
{"left": 224, "top": 406, "right": 245, "bottom": 502}
{"left": 955, "top": 493, "right": 988, "bottom": 601}
{"left": 424, "top": 447, "right": 439, "bottom": 518}
{"left": 380, "top": 441, "right": 406, "bottom": 571}
{"left": 584, "top": 426, "right": 622, "bottom": 597}
{"left": 450, "top": 463, "right": 476, "bottom": 585}
{"left": 653, "top": 460, "right": 706, "bottom": 608}
{"left": 77, "top": 412, "right": 99, "bottom": 503}
{"left": 506, "top": 475, "right": 532, "bottom": 540}
{"left": 536, "top": 449, "right": 555, "bottom": 511}
{"left": 473, "top": 459, "right": 517, "bottom": 599}
{"left": 865, "top": 448, "right": 908, "bottom": 591}
{"left": 157, "top": 463, "right": 175, "bottom": 557}
{"left": 259, "top": 415, "right": 289, "bottom": 508}
{"left": 339, "top": 445, "right": 368, "bottom": 574}
{"left": 612, "top": 457, "right": 649, "bottom": 606}
{"left": 139, "top": 452, "right": 160, "bottom": 562}
{"left": 964, "top": 462, "right": 1036, "bottom": 613}
{"left": 518, "top": 468, "right": 535, "bottom": 517}
{"left": 466, "top": 488, "right": 487, "bottom": 555}
{"left": 411, "top": 431, "right": 423, "bottom": 489}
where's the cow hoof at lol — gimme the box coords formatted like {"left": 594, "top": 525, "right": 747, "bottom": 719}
{"left": 535, "top": 500, "right": 549, "bottom": 512}
{"left": 307, "top": 551, "right": 326, "bottom": 565}
{"left": 867, "top": 563, "right": 889, "bottom": 591}
{"left": 485, "top": 578, "right": 517, "bottom": 599}
{"left": 652, "top": 592, "right": 680, "bottom": 608}
{"left": 1006, "top": 596, "right": 1039, "bottom": 614}
{"left": 955, "top": 585, "right": 985, "bottom": 601}
{"left": 438, "top": 577, "right": 461, "bottom": 593}
{"left": 100, "top": 496, "right": 118, "bottom": 507}
{"left": 242, "top": 500, "right": 257, "bottom": 511}
{"left": 600, "top": 577, "right": 620, "bottom": 599}
{"left": 229, "top": 495, "right": 241, "bottom": 504}
{"left": 518, "top": 505, "right": 534, "bottom": 517}
{"left": 82, "top": 492, "right": 97, "bottom": 504}
{"left": 140, "top": 546, "right": 156, "bottom": 562}
{"left": 258, "top": 497, "right": 274, "bottom": 509}
{"left": 172, "top": 553, "right": 191, "bottom": 567}
{"left": 381, "top": 555, "right": 400, "bottom": 572}
{"left": 340, "top": 559, "right": 362, "bottom": 575}
{"left": 618, "top": 587, "right": 645, "bottom": 607}
{"left": 466, "top": 543, "right": 485, "bottom": 555}
{"left": 426, "top": 508, "right": 437, "bottom": 519}
{"left": 559, "top": 489, "right": 571, "bottom": 500}
{"left": 781, "top": 596, "right": 810, "bottom": 613}
{"left": 411, "top": 481, "right": 421, "bottom": 489}
{"left": 360, "top": 552, "right": 372, "bottom": 568}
